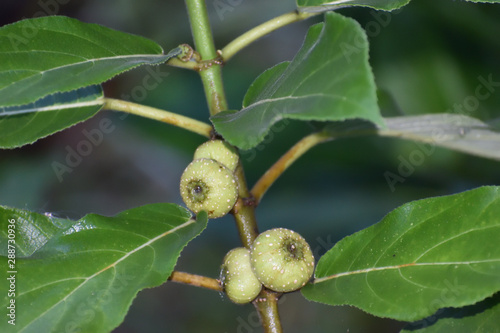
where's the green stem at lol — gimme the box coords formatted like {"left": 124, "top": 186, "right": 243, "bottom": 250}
{"left": 232, "top": 163, "right": 260, "bottom": 248}
{"left": 102, "top": 98, "right": 212, "bottom": 137}
{"left": 221, "top": 10, "right": 318, "bottom": 62}
{"left": 184, "top": 2, "right": 282, "bottom": 332}
{"left": 185, "top": 0, "right": 228, "bottom": 115}
{"left": 168, "top": 271, "right": 222, "bottom": 292}
{"left": 253, "top": 290, "right": 283, "bottom": 333}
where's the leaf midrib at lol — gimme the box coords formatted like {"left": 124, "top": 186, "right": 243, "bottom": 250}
{"left": 0, "top": 54, "right": 166, "bottom": 91}
{"left": 314, "top": 258, "right": 500, "bottom": 284}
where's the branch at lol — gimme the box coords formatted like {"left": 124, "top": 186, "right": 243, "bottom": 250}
{"left": 253, "top": 289, "right": 283, "bottom": 333}
{"left": 168, "top": 271, "right": 222, "bottom": 292}
{"left": 221, "top": 10, "right": 318, "bottom": 62}
{"left": 185, "top": 0, "right": 228, "bottom": 115}
{"left": 251, "top": 132, "right": 332, "bottom": 204}
{"left": 102, "top": 98, "right": 212, "bottom": 137}
{"left": 231, "top": 163, "right": 260, "bottom": 248}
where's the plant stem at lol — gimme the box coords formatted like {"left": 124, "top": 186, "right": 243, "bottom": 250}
{"left": 184, "top": 2, "right": 283, "bottom": 332}
{"left": 102, "top": 98, "right": 212, "bottom": 137}
{"left": 168, "top": 271, "right": 222, "bottom": 292}
{"left": 221, "top": 10, "right": 318, "bottom": 62}
{"left": 251, "top": 132, "right": 332, "bottom": 204}
{"left": 185, "top": 0, "right": 228, "bottom": 115}
{"left": 254, "top": 290, "right": 282, "bottom": 333}
{"left": 232, "top": 163, "right": 260, "bottom": 248}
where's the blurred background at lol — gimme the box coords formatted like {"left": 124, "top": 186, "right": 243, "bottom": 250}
{"left": 1, "top": 0, "right": 499, "bottom": 332}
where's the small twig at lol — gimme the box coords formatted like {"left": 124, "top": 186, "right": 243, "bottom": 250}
{"left": 220, "top": 10, "right": 318, "bottom": 62}
{"left": 251, "top": 132, "right": 332, "bottom": 204}
{"left": 102, "top": 98, "right": 212, "bottom": 138}
{"left": 168, "top": 271, "right": 223, "bottom": 292}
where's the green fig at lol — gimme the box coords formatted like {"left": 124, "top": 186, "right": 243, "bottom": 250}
{"left": 221, "top": 247, "right": 262, "bottom": 304}
{"left": 250, "top": 228, "right": 314, "bottom": 293}
{"left": 180, "top": 158, "right": 238, "bottom": 218}
{"left": 194, "top": 140, "right": 239, "bottom": 172}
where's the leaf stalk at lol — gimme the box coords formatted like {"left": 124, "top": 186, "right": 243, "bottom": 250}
{"left": 102, "top": 98, "right": 212, "bottom": 137}
{"left": 221, "top": 10, "right": 318, "bottom": 62}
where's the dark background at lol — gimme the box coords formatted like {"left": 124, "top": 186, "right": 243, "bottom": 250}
{"left": 1, "top": 0, "right": 499, "bottom": 332}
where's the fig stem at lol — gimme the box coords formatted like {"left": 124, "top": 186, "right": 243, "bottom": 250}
{"left": 168, "top": 271, "right": 222, "bottom": 292}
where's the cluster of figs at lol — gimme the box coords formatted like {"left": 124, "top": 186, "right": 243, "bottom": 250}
{"left": 180, "top": 140, "right": 315, "bottom": 303}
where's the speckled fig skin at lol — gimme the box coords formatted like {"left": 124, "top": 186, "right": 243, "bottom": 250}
{"left": 221, "top": 247, "right": 262, "bottom": 304}
{"left": 194, "top": 140, "right": 239, "bottom": 172}
{"left": 180, "top": 158, "right": 238, "bottom": 219}
{"left": 250, "top": 228, "right": 314, "bottom": 293}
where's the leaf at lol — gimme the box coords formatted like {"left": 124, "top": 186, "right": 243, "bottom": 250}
{"left": 324, "top": 114, "right": 500, "bottom": 161}
{"left": 0, "top": 204, "right": 208, "bottom": 333}
{"left": 296, "top": 0, "right": 411, "bottom": 12}
{"left": 302, "top": 186, "right": 500, "bottom": 321}
{"left": 0, "top": 206, "right": 77, "bottom": 257}
{"left": 211, "top": 12, "right": 384, "bottom": 150}
{"left": 381, "top": 114, "right": 500, "bottom": 161}
{"left": 401, "top": 293, "right": 500, "bottom": 333}
{"left": 0, "top": 85, "right": 104, "bottom": 149}
{"left": 0, "top": 16, "right": 181, "bottom": 107}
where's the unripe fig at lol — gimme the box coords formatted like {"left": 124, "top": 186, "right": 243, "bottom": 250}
{"left": 194, "top": 140, "right": 239, "bottom": 172}
{"left": 180, "top": 158, "right": 238, "bottom": 219}
{"left": 221, "top": 247, "right": 262, "bottom": 304}
{"left": 250, "top": 228, "right": 314, "bottom": 293}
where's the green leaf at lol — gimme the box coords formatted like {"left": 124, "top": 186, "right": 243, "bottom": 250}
{"left": 0, "top": 85, "right": 104, "bottom": 149}
{"left": 212, "top": 12, "right": 384, "bottom": 150}
{"left": 0, "top": 206, "right": 76, "bottom": 257}
{"left": 0, "top": 204, "right": 208, "bottom": 333}
{"left": 0, "top": 16, "right": 181, "bottom": 107}
{"left": 381, "top": 114, "right": 500, "bottom": 161}
{"left": 296, "top": 0, "right": 410, "bottom": 12}
{"left": 324, "top": 114, "right": 500, "bottom": 161}
{"left": 401, "top": 293, "right": 500, "bottom": 333}
{"left": 302, "top": 186, "right": 500, "bottom": 321}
